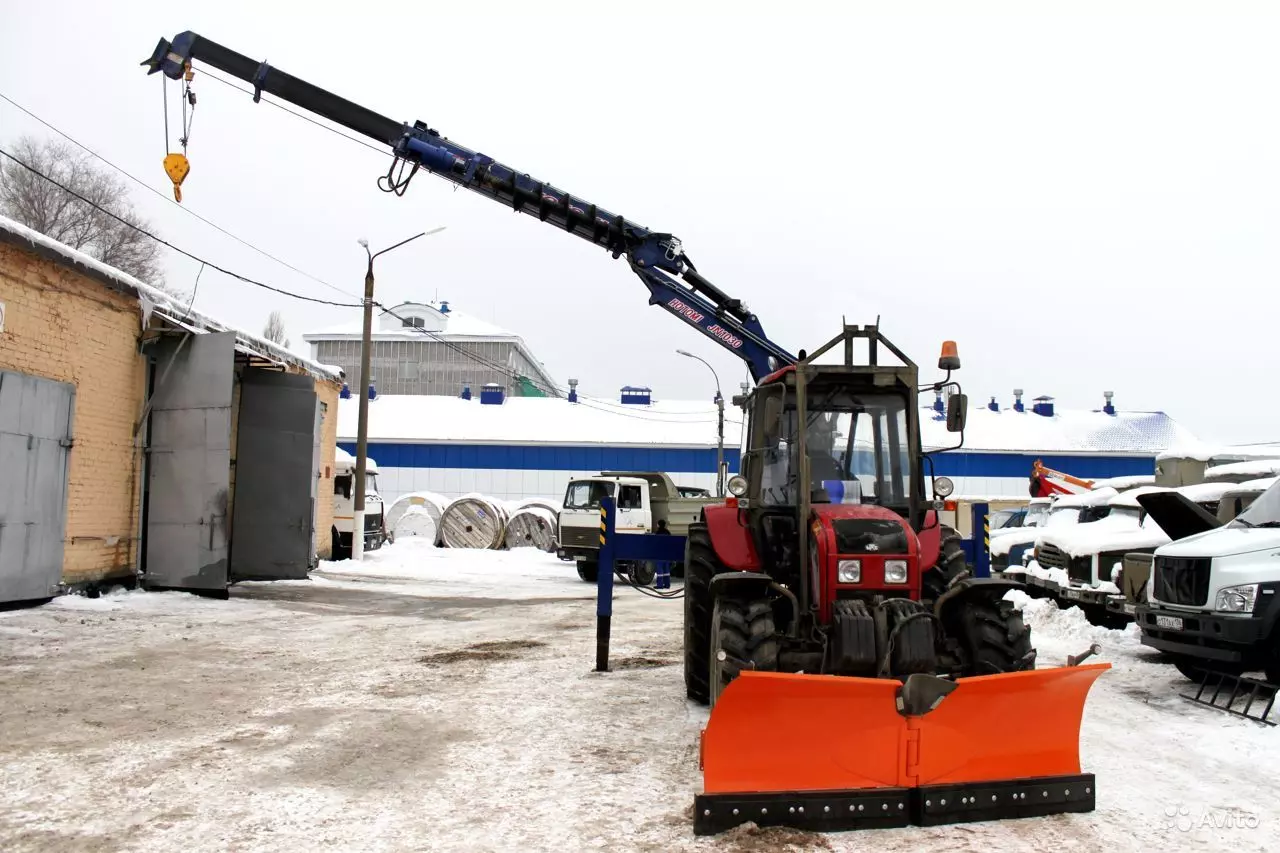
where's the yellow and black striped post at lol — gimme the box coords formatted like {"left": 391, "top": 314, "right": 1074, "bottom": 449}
{"left": 973, "top": 501, "right": 992, "bottom": 577}
{"left": 595, "top": 495, "right": 617, "bottom": 672}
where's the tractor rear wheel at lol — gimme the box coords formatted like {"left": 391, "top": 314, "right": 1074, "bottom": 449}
{"left": 956, "top": 595, "right": 1034, "bottom": 675}
{"left": 709, "top": 596, "right": 779, "bottom": 706}
{"left": 922, "top": 523, "right": 968, "bottom": 601}
{"left": 683, "top": 523, "right": 719, "bottom": 704}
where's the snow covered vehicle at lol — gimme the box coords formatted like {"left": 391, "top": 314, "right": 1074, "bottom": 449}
{"left": 992, "top": 488, "right": 1117, "bottom": 576}
{"left": 1027, "top": 482, "right": 1255, "bottom": 624}
{"left": 1135, "top": 475, "right": 1280, "bottom": 683}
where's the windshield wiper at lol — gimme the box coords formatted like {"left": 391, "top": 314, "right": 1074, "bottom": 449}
{"left": 1251, "top": 521, "right": 1280, "bottom": 528}
{"left": 1234, "top": 518, "right": 1255, "bottom": 528}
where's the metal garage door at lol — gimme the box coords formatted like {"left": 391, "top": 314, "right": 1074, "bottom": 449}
{"left": 228, "top": 368, "right": 318, "bottom": 581}
{"left": 143, "top": 332, "right": 235, "bottom": 594}
{"left": 0, "top": 370, "right": 75, "bottom": 605}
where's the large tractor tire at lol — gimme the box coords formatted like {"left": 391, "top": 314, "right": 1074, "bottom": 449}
{"left": 683, "top": 523, "right": 719, "bottom": 705}
{"left": 922, "top": 523, "right": 968, "bottom": 601}
{"left": 709, "top": 596, "right": 779, "bottom": 706}
{"left": 955, "top": 595, "right": 1034, "bottom": 675}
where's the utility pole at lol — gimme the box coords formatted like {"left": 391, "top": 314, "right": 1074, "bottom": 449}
{"left": 352, "top": 227, "right": 445, "bottom": 560}
{"left": 677, "top": 349, "right": 726, "bottom": 497}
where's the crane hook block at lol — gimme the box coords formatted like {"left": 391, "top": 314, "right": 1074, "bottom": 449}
{"left": 163, "top": 153, "right": 190, "bottom": 203}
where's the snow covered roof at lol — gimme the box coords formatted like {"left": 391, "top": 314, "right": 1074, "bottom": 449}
{"left": 1204, "top": 459, "right": 1280, "bottom": 481}
{"left": 1054, "top": 487, "right": 1119, "bottom": 508}
{"left": 923, "top": 404, "right": 1195, "bottom": 455}
{"left": 0, "top": 215, "right": 340, "bottom": 382}
{"left": 1156, "top": 441, "right": 1280, "bottom": 463}
{"left": 340, "top": 391, "right": 1198, "bottom": 454}
{"left": 1092, "top": 474, "right": 1156, "bottom": 491}
{"left": 303, "top": 301, "right": 521, "bottom": 342}
{"left": 338, "top": 394, "right": 745, "bottom": 447}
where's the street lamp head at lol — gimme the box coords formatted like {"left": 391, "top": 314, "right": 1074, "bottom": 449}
{"left": 676, "top": 349, "right": 692, "bottom": 358}
{"left": 357, "top": 237, "right": 369, "bottom": 248}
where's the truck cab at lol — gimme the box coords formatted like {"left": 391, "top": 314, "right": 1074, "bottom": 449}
{"left": 330, "top": 450, "right": 387, "bottom": 560}
{"left": 555, "top": 471, "right": 721, "bottom": 583}
{"left": 1135, "top": 474, "right": 1280, "bottom": 683}
{"left": 992, "top": 489, "right": 1117, "bottom": 575}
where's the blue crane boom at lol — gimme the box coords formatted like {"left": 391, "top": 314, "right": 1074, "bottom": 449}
{"left": 143, "top": 32, "right": 796, "bottom": 381}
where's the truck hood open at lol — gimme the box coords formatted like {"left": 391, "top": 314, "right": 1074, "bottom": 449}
{"left": 1135, "top": 492, "right": 1221, "bottom": 541}
{"left": 1158, "top": 526, "right": 1280, "bottom": 559}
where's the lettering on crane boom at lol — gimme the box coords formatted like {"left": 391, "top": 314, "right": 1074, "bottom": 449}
{"left": 665, "top": 298, "right": 745, "bottom": 349}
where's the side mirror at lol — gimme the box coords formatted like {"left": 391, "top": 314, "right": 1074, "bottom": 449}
{"left": 946, "top": 393, "right": 967, "bottom": 432}
{"left": 761, "top": 391, "right": 784, "bottom": 444}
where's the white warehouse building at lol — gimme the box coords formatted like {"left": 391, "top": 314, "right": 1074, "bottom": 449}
{"left": 337, "top": 387, "right": 1200, "bottom": 506}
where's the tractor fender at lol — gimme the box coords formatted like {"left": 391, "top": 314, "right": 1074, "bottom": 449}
{"left": 917, "top": 509, "right": 942, "bottom": 571}
{"left": 933, "top": 576, "right": 1027, "bottom": 620}
{"left": 703, "top": 504, "right": 760, "bottom": 571}
{"left": 708, "top": 571, "right": 775, "bottom": 602}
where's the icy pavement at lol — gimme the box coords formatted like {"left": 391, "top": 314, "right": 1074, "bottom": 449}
{"left": 0, "top": 542, "right": 1275, "bottom": 852}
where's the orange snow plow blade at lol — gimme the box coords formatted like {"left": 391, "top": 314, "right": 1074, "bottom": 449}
{"left": 694, "top": 663, "right": 1110, "bottom": 835}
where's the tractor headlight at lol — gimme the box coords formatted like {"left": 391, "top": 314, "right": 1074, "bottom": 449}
{"left": 885, "top": 560, "right": 909, "bottom": 584}
{"left": 838, "top": 559, "right": 861, "bottom": 583}
{"left": 727, "top": 475, "right": 748, "bottom": 497}
{"left": 933, "top": 476, "right": 955, "bottom": 498}
{"left": 1215, "top": 584, "right": 1258, "bottom": 613}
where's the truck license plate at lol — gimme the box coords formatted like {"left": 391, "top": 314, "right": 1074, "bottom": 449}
{"left": 1063, "top": 588, "right": 1081, "bottom": 600}
{"left": 1155, "top": 615, "right": 1183, "bottom": 630}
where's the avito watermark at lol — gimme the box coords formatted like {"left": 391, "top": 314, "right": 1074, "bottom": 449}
{"left": 1165, "top": 804, "right": 1261, "bottom": 832}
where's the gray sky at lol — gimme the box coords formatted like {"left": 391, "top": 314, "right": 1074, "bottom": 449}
{"left": 2, "top": 1, "right": 1277, "bottom": 444}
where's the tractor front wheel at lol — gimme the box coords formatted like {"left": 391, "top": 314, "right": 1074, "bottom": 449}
{"left": 955, "top": 595, "right": 1034, "bottom": 676}
{"left": 922, "top": 523, "right": 968, "bottom": 601}
{"left": 683, "top": 523, "right": 719, "bottom": 704}
{"left": 709, "top": 596, "right": 779, "bottom": 706}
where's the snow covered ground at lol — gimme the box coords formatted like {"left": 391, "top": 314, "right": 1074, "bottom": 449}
{"left": 1, "top": 542, "right": 1277, "bottom": 852}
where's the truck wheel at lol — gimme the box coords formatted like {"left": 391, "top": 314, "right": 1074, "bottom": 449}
{"left": 710, "top": 596, "right": 778, "bottom": 706}
{"left": 576, "top": 561, "right": 599, "bottom": 583}
{"left": 684, "top": 523, "right": 719, "bottom": 705}
{"left": 330, "top": 527, "right": 350, "bottom": 562}
{"left": 922, "top": 523, "right": 969, "bottom": 601}
{"left": 629, "top": 561, "right": 656, "bottom": 586}
{"left": 1173, "top": 657, "right": 1244, "bottom": 682}
{"left": 956, "top": 596, "right": 1034, "bottom": 675}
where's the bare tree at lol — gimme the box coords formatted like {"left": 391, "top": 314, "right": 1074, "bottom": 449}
{"left": 263, "top": 309, "right": 290, "bottom": 348}
{"left": 0, "top": 134, "right": 187, "bottom": 300}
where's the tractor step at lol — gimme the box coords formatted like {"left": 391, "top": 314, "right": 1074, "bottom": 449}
{"left": 694, "top": 774, "right": 1097, "bottom": 834}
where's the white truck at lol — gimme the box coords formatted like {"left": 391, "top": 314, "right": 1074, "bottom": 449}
{"left": 991, "top": 488, "right": 1119, "bottom": 576}
{"left": 555, "top": 471, "right": 720, "bottom": 584}
{"left": 1134, "top": 474, "right": 1280, "bottom": 683}
{"left": 330, "top": 449, "right": 388, "bottom": 561}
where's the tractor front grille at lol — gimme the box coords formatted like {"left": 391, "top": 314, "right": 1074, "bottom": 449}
{"left": 559, "top": 527, "right": 599, "bottom": 549}
{"left": 1153, "top": 556, "right": 1211, "bottom": 607}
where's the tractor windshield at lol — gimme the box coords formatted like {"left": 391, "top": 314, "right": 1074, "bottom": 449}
{"left": 758, "top": 391, "right": 912, "bottom": 508}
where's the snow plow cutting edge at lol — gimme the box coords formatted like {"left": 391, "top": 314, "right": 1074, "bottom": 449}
{"left": 694, "top": 662, "right": 1110, "bottom": 834}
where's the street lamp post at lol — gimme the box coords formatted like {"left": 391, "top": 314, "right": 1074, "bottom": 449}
{"left": 351, "top": 226, "right": 446, "bottom": 561}
{"left": 677, "top": 349, "right": 725, "bottom": 497}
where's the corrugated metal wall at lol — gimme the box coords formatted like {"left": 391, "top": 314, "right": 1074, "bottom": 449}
{"left": 314, "top": 339, "right": 552, "bottom": 396}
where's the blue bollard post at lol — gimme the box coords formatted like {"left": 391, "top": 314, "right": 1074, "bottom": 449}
{"left": 595, "top": 496, "right": 616, "bottom": 672}
{"left": 972, "top": 501, "right": 991, "bottom": 578}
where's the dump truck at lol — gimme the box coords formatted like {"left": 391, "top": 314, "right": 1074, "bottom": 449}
{"left": 142, "top": 31, "right": 1109, "bottom": 836}
{"left": 556, "top": 471, "right": 720, "bottom": 583}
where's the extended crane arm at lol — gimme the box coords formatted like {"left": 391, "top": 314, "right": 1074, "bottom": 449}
{"left": 143, "top": 31, "right": 795, "bottom": 381}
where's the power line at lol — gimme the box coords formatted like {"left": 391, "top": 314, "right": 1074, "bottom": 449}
{"left": 0, "top": 146, "right": 364, "bottom": 308}
{"left": 0, "top": 89, "right": 362, "bottom": 303}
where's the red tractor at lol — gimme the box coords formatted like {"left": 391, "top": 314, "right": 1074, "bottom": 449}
{"left": 683, "top": 324, "right": 1035, "bottom": 705}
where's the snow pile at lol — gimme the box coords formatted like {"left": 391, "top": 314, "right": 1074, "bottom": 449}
{"left": 316, "top": 538, "right": 590, "bottom": 600}
{"left": 1005, "top": 589, "right": 1142, "bottom": 646}
{"left": 1022, "top": 560, "right": 1070, "bottom": 587}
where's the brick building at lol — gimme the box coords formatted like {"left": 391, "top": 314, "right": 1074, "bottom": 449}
{"left": 0, "top": 215, "right": 343, "bottom": 606}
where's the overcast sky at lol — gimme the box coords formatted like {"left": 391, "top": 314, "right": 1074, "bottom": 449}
{"left": 2, "top": 1, "right": 1276, "bottom": 444}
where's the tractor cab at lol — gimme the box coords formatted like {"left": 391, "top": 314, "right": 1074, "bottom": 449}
{"left": 721, "top": 325, "right": 966, "bottom": 615}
